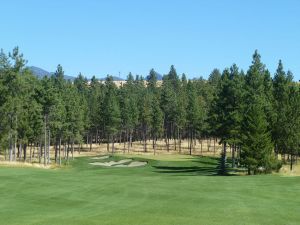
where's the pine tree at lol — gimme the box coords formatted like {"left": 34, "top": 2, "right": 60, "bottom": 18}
{"left": 150, "top": 95, "right": 163, "bottom": 155}
{"left": 49, "top": 95, "right": 66, "bottom": 164}
{"left": 272, "top": 60, "right": 290, "bottom": 158}
{"left": 284, "top": 84, "right": 300, "bottom": 170}
{"left": 186, "top": 81, "right": 204, "bottom": 155}
{"left": 160, "top": 80, "right": 176, "bottom": 151}
{"left": 88, "top": 76, "right": 105, "bottom": 148}
{"left": 147, "top": 69, "right": 157, "bottom": 92}
{"left": 241, "top": 50, "right": 273, "bottom": 174}
{"left": 102, "top": 76, "right": 121, "bottom": 153}
{"left": 139, "top": 90, "right": 152, "bottom": 152}
{"left": 241, "top": 97, "right": 273, "bottom": 174}
{"left": 176, "top": 85, "right": 187, "bottom": 153}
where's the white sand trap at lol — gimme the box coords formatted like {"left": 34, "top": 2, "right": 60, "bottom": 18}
{"left": 91, "top": 156, "right": 110, "bottom": 160}
{"left": 89, "top": 159, "right": 132, "bottom": 167}
{"left": 115, "top": 161, "right": 147, "bottom": 167}
{"left": 89, "top": 159, "right": 147, "bottom": 167}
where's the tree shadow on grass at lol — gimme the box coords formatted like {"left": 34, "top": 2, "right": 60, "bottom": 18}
{"left": 190, "top": 157, "right": 220, "bottom": 166}
{"left": 153, "top": 156, "right": 239, "bottom": 176}
{"left": 153, "top": 165, "right": 219, "bottom": 176}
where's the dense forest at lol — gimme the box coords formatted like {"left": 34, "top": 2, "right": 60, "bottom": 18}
{"left": 0, "top": 47, "right": 299, "bottom": 174}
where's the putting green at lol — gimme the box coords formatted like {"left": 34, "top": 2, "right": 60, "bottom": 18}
{"left": 0, "top": 155, "right": 299, "bottom": 225}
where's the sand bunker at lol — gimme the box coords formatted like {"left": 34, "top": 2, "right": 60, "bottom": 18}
{"left": 89, "top": 158, "right": 147, "bottom": 167}
{"left": 114, "top": 161, "right": 147, "bottom": 167}
{"left": 89, "top": 159, "right": 132, "bottom": 166}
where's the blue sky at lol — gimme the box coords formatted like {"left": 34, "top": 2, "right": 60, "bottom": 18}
{"left": 1, "top": 0, "right": 300, "bottom": 80}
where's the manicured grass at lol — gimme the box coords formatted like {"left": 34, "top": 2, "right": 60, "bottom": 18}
{"left": 0, "top": 155, "right": 299, "bottom": 225}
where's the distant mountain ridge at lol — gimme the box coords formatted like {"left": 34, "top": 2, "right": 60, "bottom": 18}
{"left": 98, "top": 76, "right": 125, "bottom": 81}
{"left": 28, "top": 66, "right": 51, "bottom": 78}
{"left": 28, "top": 66, "right": 162, "bottom": 81}
{"left": 28, "top": 66, "right": 75, "bottom": 81}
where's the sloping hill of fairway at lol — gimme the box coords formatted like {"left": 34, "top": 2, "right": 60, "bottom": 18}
{"left": 0, "top": 155, "right": 299, "bottom": 225}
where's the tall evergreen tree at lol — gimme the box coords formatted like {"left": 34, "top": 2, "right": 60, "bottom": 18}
{"left": 284, "top": 84, "right": 300, "bottom": 170}
{"left": 272, "top": 60, "right": 290, "bottom": 158}
{"left": 186, "top": 81, "right": 204, "bottom": 155}
{"left": 241, "top": 50, "right": 273, "bottom": 174}
{"left": 150, "top": 95, "right": 163, "bottom": 155}
{"left": 147, "top": 69, "right": 157, "bottom": 92}
{"left": 102, "top": 76, "right": 121, "bottom": 153}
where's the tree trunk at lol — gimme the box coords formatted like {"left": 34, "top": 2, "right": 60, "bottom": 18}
{"left": 165, "top": 128, "right": 169, "bottom": 152}
{"left": 67, "top": 141, "right": 70, "bottom": 161}
{"left": 213, "top": 138, "right": 216, "bottom": 155}
{"left": 23, "top": 143, "right": 27, "bottom": 162}
{"left": 232, "top": 144, "right": 235, "bottom": 168}
{"left": 152, "top": 135, "right": 155, "bottom": 150}
{"left": 9, "top": 129, "right": 12, "bottom": 162}
{"left": 175, "top": 128, "right": 178, "bottom": 151}
{"left": 99, "top": 130, "right": 102, "bottom": 146}
{"left": 32, "top": 143, "right": 35, "bottom": 159}
{"left": 96, "top": 129, "right": 99, "bottom": 145}
{"left": 207, "top": 138, "right": 210, "bottom": 152}
{"left": 143, "top": 128, "right": 147, "bottom": 152}
{"left": 63, "top": 143, "right": 66, "bottom": 159}
{"left": 167, "top": 138, "right": 169, "bottom": 152}
{"left": 154, "top": 137, "right": 157, "bottom": 155}
{"left": 13, "top": 137, "right": 17, "bottom": 161}
{"left": 44, "top": 117, "right": 47, "bottom": 166}
{"left": 89, "top": 134, "right": 92, "bottom": 152}
{"left": 59, "top": 137, "right": 61, "bottom": 166}
{"left": 47, "top": 129, "right": 50, "bottom": 164}
{"left": 189, "top": 129, "right": 192, "bottom": 155}
{"left": 220, "top": 142, "right": 227, "bottom": 175}
{"left": 179, "top": 130, "right": 182, "bottom": 153}
{"left": 128, "top": 132, "right": 132, "bottom": 153}
{"left": 16, "top": 144, "right": 20, "bottom": 159}
{"left": 72, "top": 138, "right": 74, "bottom": 160}
{"left": 39, "top": 142, "right": 42, "bottom": 164}
{"left": 19, "top": 143, "right": 22, "bottom": 161}
{"left": 9, "top": 138, "right": 12, "bottom": 162}
{"left": 107, "top": 135, "right": 110, "bottom": 152}
{"left": 112, "top": 135, "right": 115, "bottom": 154}
{"left": 86, "top": 135, "right": 88, "bottom": 148}
{"left": 200, "top": 138, "right": 202, "bottom": 155}
{"left": 290, "top": 153, "right": 293, "bottom": 171}
{"left": 123, "top": 137, "right": 126, "bottom": 153}
{"left": 55, "top": 141, "right": 58, "bottom": 163}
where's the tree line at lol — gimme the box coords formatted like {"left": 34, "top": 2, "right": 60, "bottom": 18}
{"left": 0, "top": 47, "right": 299, "bottom": 174}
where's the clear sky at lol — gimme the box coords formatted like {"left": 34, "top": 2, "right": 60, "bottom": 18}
{"left": 1, "top": 0, "right": 300, "bottom": 80}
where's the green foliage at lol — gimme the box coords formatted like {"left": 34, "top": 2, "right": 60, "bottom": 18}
{"left": 186, "top": 81, "right": 203, "bottom": 133}
{"left": 241, "top": 97, "right": 273, "bottom": 173}
{"left": 213, "top": 65, "right": 244, "bottom": 145}
{"left": 0, "top": 47, "right": 299, "bottom": 174}
{"left": 147, "top": 68, "right": 157, "bottom": 91}
{"left": 241, "top": 51, "right": 273, "bottom": 174}
{"left": 102, "top": 76, "right": 121, "bottom": 136}
{"left": 150, "top": 95, "right": 163, "bottom": 138}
